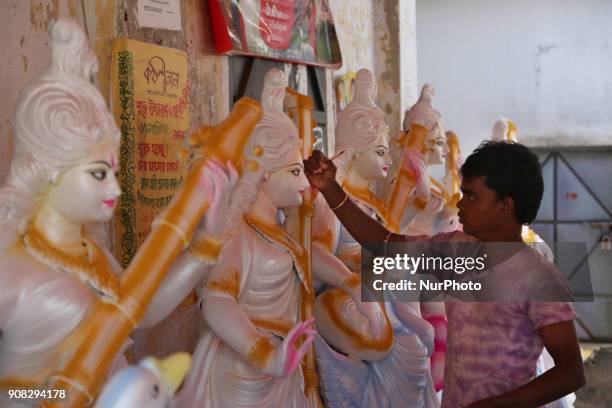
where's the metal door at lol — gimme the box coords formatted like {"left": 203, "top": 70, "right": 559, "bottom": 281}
{"left": 532, "top": 147, "right": 612, "bottom": 342}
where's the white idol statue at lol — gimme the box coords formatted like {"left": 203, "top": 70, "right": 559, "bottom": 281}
{"left": 0, "top": 18, "right": 232, "bottom": 406}
{"left": 176, "top": 67, "right": 388, "bottom": 408}
{"left": 312, "top": 69, "right": 439, "bottom": 408}
{"left": 174, "top": 68, "right": 320, "bottom": 408}
{"left": 400, "top": 84, "right": 453, "bottom": 236}
{"left": 397, "top": 84, "right": 461, "bottom": 393}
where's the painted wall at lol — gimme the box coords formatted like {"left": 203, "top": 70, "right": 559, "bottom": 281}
{"left": 329, "top": 0, "right": 376, "bottom": 76}
{"left": 416, "top": 0, "right": 612, "bottom": 155}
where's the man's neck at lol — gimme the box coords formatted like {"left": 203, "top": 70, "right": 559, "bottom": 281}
{"left": 477, "top": 225, "right": 526, "bottom": 267}
{"left": 478, "top": 225, "right": 524, "bottom": 243}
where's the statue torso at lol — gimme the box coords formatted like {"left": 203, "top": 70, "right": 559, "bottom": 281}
{"left": 0, "top": 243, "right": 96, "bottom": 385}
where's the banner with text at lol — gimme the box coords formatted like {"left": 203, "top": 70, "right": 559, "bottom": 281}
{"left": 111, "top": 38, "right": 189, "bottom": 267}
{"left": 208, "top": 0, "right": 342, "bottom": 68}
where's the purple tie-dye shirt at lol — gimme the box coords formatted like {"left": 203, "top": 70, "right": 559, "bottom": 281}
{"left": 431, "top": 232, "right": 576, "bottom": 408}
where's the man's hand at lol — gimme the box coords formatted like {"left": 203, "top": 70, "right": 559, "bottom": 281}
{"left": 303, "top": 150, "right": 337, "bottom": 192}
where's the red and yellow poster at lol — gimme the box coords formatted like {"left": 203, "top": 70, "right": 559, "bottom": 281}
{"left": 209, "top": 0, "right": 342, "bottom": 68}
{"left": 111, "top": 39, "right": 189, "bottom": 267}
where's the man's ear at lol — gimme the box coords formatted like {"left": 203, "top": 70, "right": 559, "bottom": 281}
{"left": 501, "top": 196, "right": 515, "bottom": 214}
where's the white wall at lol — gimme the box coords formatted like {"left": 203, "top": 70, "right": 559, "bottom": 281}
{"left": 330, "top": 0, "right": 376, "bottom": 76}
{"left": 330, "top": 0, "right": 418, "bottom": 139}
{"left": 416, "top": 0, "right": 612, "bottom": 155}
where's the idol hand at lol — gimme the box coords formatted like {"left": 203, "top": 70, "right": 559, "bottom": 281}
{"left": 262, "top": 318, "right": 317, "bottom": 377}
{"left": 197, "top": 159, "right": 239, "bottom": 237}
{"left": 403, "top": 150, "right": 431, "bottom": 199}
{"left": 402, "top": 149, "right": 428, "bottom": 183}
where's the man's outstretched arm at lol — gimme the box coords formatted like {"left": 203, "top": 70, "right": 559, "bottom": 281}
{"left": 304, "top": 150, "right": 412, "bottom": 246}
{"left": 467, "top": 319, "right": 585, "bottom": 408}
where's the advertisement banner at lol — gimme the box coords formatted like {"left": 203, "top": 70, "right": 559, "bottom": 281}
{"left": 209, "top": 0, "right": 343, "bottom": 68}
{"left": 110, "top": 39, "right": 189, "bottom": 268}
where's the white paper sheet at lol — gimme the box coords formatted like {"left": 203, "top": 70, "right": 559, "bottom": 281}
{"left": 136, "top": 0, "right": 182, "bottom": 31}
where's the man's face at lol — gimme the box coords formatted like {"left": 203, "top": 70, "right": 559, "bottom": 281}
{"left": 457, "top": 176, "right": 509, "bottom": 241}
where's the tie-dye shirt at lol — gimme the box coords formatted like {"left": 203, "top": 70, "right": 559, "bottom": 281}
{"left": 432, "top": 233, "right": 576, "bottom": 407}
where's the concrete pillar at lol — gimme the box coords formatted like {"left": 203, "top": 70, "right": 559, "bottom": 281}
{"left": 373, "top": 0, "right": 418, "bottom": 139}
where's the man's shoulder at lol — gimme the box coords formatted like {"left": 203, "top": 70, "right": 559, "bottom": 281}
{"left": 432, "top": 230, "right": 479, "bottom": 243}
{"left": 521, "top": 247, "right": 573, "bottom": 301}
{"left": 521, "top": 246, "right": 563, "bottom": 278}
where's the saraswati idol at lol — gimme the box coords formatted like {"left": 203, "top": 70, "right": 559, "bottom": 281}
{"left": 0, "top": 18, "right": 246, "bottom": 406}
{"left": 312, "top": 69, "right": 440, "bottom": 408}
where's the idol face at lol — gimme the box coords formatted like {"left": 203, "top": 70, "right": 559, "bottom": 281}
{"left": 424, "top": 125, "right": 448, "bottom": 165}
{"left": 46, "top": 139, "right": 121, "bottom": 224}
{"left": 352, "top": 132, "right": 392, "bottom": 181}
{"left": 261, "top": 148, "right": 309, "bottom": 209}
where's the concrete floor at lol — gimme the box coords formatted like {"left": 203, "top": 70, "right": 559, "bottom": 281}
{"left": 575, "top": 345, "right": 612, "bottom": 408}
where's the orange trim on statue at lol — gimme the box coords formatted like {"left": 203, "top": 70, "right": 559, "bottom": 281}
{"left": 247, "top": 336, "right": 275, "bottom": 371}
{"left": 343, "top": 183, "right": 391, "bottom": 226}
{"left": 207, "top": 268, "right": 240, "bottom": 299}
{"left": 245, "top": 214, "right": 310, "bottom": 292}
{"left": 22, "top": 225, "right": 119, "bottom": 301}
{"left": 319, "top": 289, "right": 394, "bottom": 352}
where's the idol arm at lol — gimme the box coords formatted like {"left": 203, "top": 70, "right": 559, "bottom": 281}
{"left": 203, "top": 293, "right": 314, "bottom": 378}
{"left": 139, "top": 253, "right": 212, "bottom": 328}
{"left": 140, "top": 160, "right": 236, "bottom": 328}
{"left": 395, "top": 151, "right": 435, "bottom": 232}
{"left": 200, "top": 232, "right": 275, "bottom": 369}
{"left": 202, "top": 294, "right": 268, "bottom": 362}
{"left": 311, "top": 243, "right": 369, "bottom": 307}
{"left": 311, "top": 243, "right": 352, "bottom": 287}
{"left": 200, "top": 231, "right": 313, "bottom": 377}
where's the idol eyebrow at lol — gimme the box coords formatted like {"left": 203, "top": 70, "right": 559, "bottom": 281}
{"left": 287, "top": 162, "right": 303, "bottom": 168}
{"left": 88, "top": 160, "right": 112, "bottom": 168}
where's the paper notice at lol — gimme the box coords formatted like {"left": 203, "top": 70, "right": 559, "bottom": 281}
{"left": 137, "top": 0, "right": 182, "bottom": 30}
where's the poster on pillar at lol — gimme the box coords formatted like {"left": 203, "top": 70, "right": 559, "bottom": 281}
{"left": 208, "top": 0, "right": 343, "bottom": 68}
{"left": 111, "top": 39, "right": 189, "bottom": 268}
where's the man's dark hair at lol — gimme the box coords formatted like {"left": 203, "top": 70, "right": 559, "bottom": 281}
{"left": 460, "top": 141, "right": 543, "bottom": 224}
